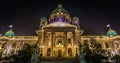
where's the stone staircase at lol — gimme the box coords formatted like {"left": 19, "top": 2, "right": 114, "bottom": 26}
{"left": 38, "top": 57, "right": 79, "bottom": 63}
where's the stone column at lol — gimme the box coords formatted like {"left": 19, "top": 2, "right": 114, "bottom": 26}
{"left": 44, "top": 32, "right": 47, "bottom": 56}
{"left": 64, "top": 32, "right": 67, "bottom": 56}
{"left": 14, "top": 43, "right": 17, "bottom": 54}
{"left": 38, "top": 31, "right": 43, "bottom": 46}
{"left": 72, "top": 32, "right": 75, "bottom": 56}
{"left": 51, "top": 32, "right": 54, "bottom": 56}
{"left": 38, "top": 31, "right": 43, "bottom": 56}
{"left": 103, "top": 42, "right": 105, "bottom": 50}
{"left": 43, "top": 32, "right": 46, "bottom": 43}
{"left": 110, "top": 39, "right": 115, "bottom": 50}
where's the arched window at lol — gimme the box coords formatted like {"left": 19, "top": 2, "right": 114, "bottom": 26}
{"left": 58, "top": 40, "right": 62, "bottom": 45}
{"left": 105, "top": 43, "right": 109, "bottom": 48}
{"left": 2, "top": 42, "right": 7, "bottom": 48}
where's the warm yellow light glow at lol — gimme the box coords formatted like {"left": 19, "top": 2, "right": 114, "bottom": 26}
{"left": 108, "top": 48, "right": 111, "bottom": 50}
{"left": 40, "top": 45, "right": 44, "bottom": 48}
{"left": 74, "top": 45, "right": 78, "bottom": 48}
{"left": 60, "top": 23, "right": 65, "bottom": 26}
{"left": 58, "top": 43, "right": 61, "bottom": 45}
{"left": 60, "top": 13, "right": 63, "bottom": 15}
{"left": 57, "top": 13, "right": 59, "bottom": 15}
{"left": 45, "top": 22, "right": 76, "bottom": 27}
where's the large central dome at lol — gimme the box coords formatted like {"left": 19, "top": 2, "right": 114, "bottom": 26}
{"left": 49, "top": 4, "right": 71, "bottom": 23}
{"left": 51, "top": 4, "right": 68, "bottom": 14}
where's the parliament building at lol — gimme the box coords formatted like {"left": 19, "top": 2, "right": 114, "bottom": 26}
{"left": 0, "top": 4, "right": 120, "bottom": 58}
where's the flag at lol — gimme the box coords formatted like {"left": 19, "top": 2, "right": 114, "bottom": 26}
{"left": 106, "top": 24, "right": 110, "bottom": 27}
{"left": 9, "top": 25, "right": 13, "bottom": 28}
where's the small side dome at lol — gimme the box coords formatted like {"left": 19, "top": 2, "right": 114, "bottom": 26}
{"left": 4, "top": 29, "right": 15, "bottom": 37}
{"left": 40, "top": 17, "right": 47, "bottom": 21}
{"left": 72, "top": 16, "right": 79, "bottom": 25}
{"left": 106, "top": 29, "right": 117, "bottom": 37}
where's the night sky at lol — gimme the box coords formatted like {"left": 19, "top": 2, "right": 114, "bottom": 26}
{"left": 0, "top": 0, "right": 120, "bottom": 36}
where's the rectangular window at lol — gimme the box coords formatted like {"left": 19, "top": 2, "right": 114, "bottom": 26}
{"left": 114, "top": 43, "right": 119, "bottom": 48}
{"left": 105, "top": 43, "right": 109, "bottom": 48}
{"left": 42, "top": 22, "right": 45, "bottom": 25}
{"left": 68, "top": 38, "right": 71, "bottom": 43}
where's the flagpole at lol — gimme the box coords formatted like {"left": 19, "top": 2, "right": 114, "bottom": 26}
{"left": 10, "top": 27, "right": 12, "bottom": 30}
{"left": 107, "top": 24, "right": 111, "bottom": 30}
{"left": 109, "top": 25, "right": 111, "bottom": 30}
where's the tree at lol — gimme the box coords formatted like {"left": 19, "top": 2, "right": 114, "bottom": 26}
{"left": 6, "top": 43, "right": 35, "bottom": 63}
{"left": 112, "top": 55, "right": 120, "bottom": 63}
{"left": 83, "top": 38, "right": 105, "bottom": 63}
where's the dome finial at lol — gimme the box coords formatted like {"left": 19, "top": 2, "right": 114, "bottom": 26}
{"left": 58, "top": 4, "right": 62, "bottom": 8}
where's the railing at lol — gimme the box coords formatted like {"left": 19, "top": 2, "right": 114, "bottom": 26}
{"left": 12, "top": 36, "right": 38, "bottom": 40}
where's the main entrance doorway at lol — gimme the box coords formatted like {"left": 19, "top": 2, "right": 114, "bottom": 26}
{"left": 58, "top": 49, "right": 62, "bottom": 57}
{"left": 54, "top": 46, "right": 64, "bottom": 57}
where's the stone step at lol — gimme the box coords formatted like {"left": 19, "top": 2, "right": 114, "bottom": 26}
{"left": 39, "top": 61, "right": 77, "bottom": 63}
{"left": 38, "top": 57, "right": 79, "bottom": 63}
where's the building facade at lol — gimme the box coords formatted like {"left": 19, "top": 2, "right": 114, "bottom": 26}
{"left": 0, "top": 4, "right": 120, "bottom": 58}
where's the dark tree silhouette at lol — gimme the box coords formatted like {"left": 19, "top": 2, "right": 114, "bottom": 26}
{"left": 4, "top": 43, "right": 35, "bottom": 63}
{"left": 83, "top": 37, "right": 105, "bottom": 63}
